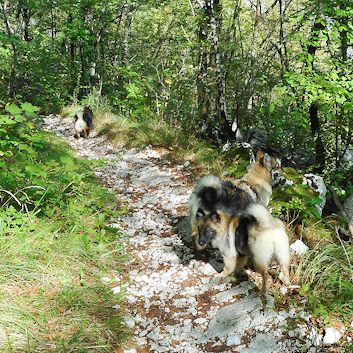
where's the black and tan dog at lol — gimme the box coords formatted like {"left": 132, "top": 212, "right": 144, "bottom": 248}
{"left": 188, "top": 150, "right": 281, "bottom": 250}
{"left": 196, "top": 203, "right": 290, "bottom": 293}
{"left": 74, "top": 106, "right": 94, "bottom": 139}
{"left": 188, "top": 175, "right": 253, "bottom": 250}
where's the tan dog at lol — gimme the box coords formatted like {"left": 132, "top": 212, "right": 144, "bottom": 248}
{"left": 234, "top": 149, "right": 281, "bottom": 206}
{"left": 196, "top": 203, "right": 290, "bottom": 293}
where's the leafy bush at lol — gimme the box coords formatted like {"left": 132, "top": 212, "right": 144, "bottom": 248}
{"left": 0, "top": 103, "right": 106, "bottom": 214}
{"left": 222, "top": 146, "right": 253, "bottom": 179}
{"left": 271, "top": 168, "right": 323, "bottom": 222}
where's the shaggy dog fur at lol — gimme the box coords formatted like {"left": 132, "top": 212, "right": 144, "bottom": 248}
{"left": 188, "top": 175, "right": 253, "bottom": 250}
{"left": 188, "top": 149, "right": 281, "bottom": 250}
{"left": 234, "top": 149, "right": 281, "bottom": 206}
{"left": 196, "top": 203, "right": 290, "bottom": 293}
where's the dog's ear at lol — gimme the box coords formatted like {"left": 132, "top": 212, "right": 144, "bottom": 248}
{"left": 210, "top": 212, "right": 221, "bottom": 223}
{"left": 256, "top": 149, "right": 265, "bottom": 164}
{"left": 263, "top": 153, "right": 281, "bottom": 170}
{"left": 263, "top": 153, "right": 272, "bottom": 169}
{"left": 196, "top": 208, "right": 205, "bottom": 219}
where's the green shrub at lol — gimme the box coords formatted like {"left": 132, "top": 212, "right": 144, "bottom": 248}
{"left": 271, "top": 168, "right": 323, "bottom": 222}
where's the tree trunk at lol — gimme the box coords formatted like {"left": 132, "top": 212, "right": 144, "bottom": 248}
{"left": 123, "top": 11, "right": 132, "bottom": 64}
{"left": 278, "top": 0, "right": 288, "bottom": 77}
{"left": 329, "top": 186, "right": 353, "bottom": 238}
{"left": 22, "top": 7, "right": 31, "bottom": 42}
{"left": 1, "top": 1, "right": 17, "bottom": 97}
{"left": 246, "top": 0, "right": 260, "bottom": 112}
{"left": 343, "top": 193, "right": 353, "bottom": 237}
{"left": 197, "top": 0, "right": 211, "bottom": 137}
{"left": 307, "top": 19, "right": 326, "bottom": 172}
{"left": 309, "top": 102, "right": 325, "bottom": 172}
{"left": 211, "top": 0, "right": 233, "bottom": 140}
{"left": 196, "top": 0, "right": 232, "bottom": 141}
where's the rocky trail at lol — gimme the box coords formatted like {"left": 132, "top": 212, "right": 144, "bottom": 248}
{"left": 43, "top": 115, "right": 346, "bottom": 353}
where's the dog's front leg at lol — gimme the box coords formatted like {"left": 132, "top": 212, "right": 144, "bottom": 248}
{"left": 192, "top": 226, "right": 204, "bottom": 251}
{"left": 234, "top": 255, "right": 248, "bottom": 274}
{"left": 215, "top": 256, "right": 236, "bottom": 278}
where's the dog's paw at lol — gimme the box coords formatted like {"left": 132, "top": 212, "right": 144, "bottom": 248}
{"left": 214, "top": 271, "right": 228, "bottom": 278}
{"left": 279, "top": 272, "right": 290, "bottom": 286}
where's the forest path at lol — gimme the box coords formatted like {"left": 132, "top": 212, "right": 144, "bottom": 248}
{"left": 43, "top": 115, "right": 321, "bottom": 353}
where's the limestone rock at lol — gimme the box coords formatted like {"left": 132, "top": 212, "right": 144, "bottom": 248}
{"left": 290, "top": 239, "right": 309, "bottom": 256}
{"left": 323, "top": 327, "right": 341, "bottom": 345}
{"left": 226, "top": 334, "right": 242, "bottom": 346}
{"left": 303, "top": 174, "right": 327, "bottom": 214}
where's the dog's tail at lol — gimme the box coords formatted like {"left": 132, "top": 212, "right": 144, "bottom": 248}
{"left": 195, "top": 175, "right": 223, "bottom": 210}
{"left": 188, "top": 175, "right": 223, "bottom": 221}
{"left": 243, "top": 203, "right": 272, "bottom": 228}
{"left": 75, "top": 111, "right": 83, "bottom": 121}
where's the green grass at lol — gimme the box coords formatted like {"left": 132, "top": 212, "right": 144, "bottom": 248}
{"left": 295, "top": 239, "right": 353, "bottom": 323}
{"left": 0, "top": 104, "right": 129, "bottom": 352}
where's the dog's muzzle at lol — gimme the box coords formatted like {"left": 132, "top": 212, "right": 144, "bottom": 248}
{"left": 198, "top": 225, "right": 216, "bottom": 248}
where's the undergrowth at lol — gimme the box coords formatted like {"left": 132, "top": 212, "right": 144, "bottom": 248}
{"left": 296, "top": 239, "right": 353, "bottom": 322}
{"left": 0, "top": 103, "right": 128, "bottom": 352}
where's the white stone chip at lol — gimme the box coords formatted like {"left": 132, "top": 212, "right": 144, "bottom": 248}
{"left": 123, "top": 317, "right": 136, "bottom": 328}
{"left": 194, "top": 318, "right": 207, "bottom": 325}
{"left": 323, "top": 327, "right": 341, "bottom": 345}
{"left": 124, "top": 349, "right": 137, "bottom": 353}
{"left": 100, "top": 276, "right": 111, "bottom": 283}
{"left": 279, "top": 287, "right": 288, "bottom": 295}
{"left": 202, "top": 263, "right": 217, "bottom": 275}
{"left": 290, "top": 239, "right": 309, "bottom": 255}
{"left": 226, "top": 334, "right": 242, "bottom": 346}
{"left": 112, "top": 286, "right": 121, "bottom": 294}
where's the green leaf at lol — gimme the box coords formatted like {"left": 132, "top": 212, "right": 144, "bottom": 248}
{"left": 20, "top": 102, "right": 39, "bottom": 117}
{"left": 60, "top": 156, "right": 74, "bottom": 165}
{"left": 5, "top": 103, "right": 22, "bottom": 115}
{"left": 25, "top": 164, "right": 48, "bottom": 178}
{"left": 0, "top": 115, "right": 16, "bottom": 125}
{"left": 299, "top": 283, "right": 310, "bottom": 296}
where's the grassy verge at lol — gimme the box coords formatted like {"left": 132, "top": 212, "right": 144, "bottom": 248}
{"left": 0, "top": 104, "right": 128, "bottom": 352}
{"left": 296, "top": 238, "right": 353, "bottom": 322}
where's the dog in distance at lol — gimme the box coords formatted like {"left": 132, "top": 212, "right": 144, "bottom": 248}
{"left": 74, "top": 106, "right": 94, "bottom": 139}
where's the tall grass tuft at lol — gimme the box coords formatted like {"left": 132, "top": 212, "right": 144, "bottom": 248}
{"left": 296, "top": 238, "right": 353, "bottom": 320}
